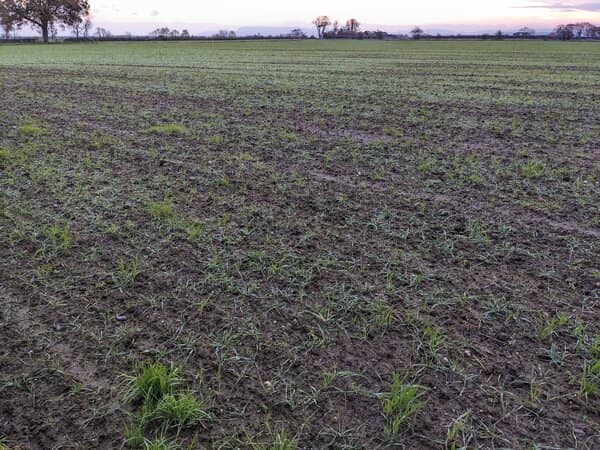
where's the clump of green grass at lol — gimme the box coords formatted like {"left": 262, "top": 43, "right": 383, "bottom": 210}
{"left": 184, "top": 220, "right": 204, "bottom": 241}
{"left": 147, "top": 392, "right": 211, "bottom": 431}
{"left": 538, "top": 313, "right": 569, "bottom": 341}
{"left": 381, "top": 373, "right": 425, "bottom": 438}
{"left": 114, "top": 256, "right": 141, "bottom": 289}
{"left": 41, "top": 223, "right": 72, "bottom": 253}
{"left": 18, "top": 124, "right": 43, "bottom": 137}
{"left": 267, "top": 429, "right": 298, "bottom": 450}
{"left": 415, "top": 324, "right": 446, "bottom": 362}
{"left": 445, "top": 411, "right": 473, "bottom": 450}
{"left": 207, "top": 135, "right": 224, "bottom": 145}
{"left": 124, "top": 361, "right": 182, "bottom": 405}
{"left": 579, "top": 360, "right": 600, "bottom": 398}
{"left": 520, "top": 159, "right": 545, "bottom": 179}
{"left": 146, "top": 124, "right": 188, "bottom": 136}
{"left": 142, "top": 434, "right": 178, "bottom": 450}
{"left": 250, "top": 429, "right": 298, "bottom": 450}
{"left": 369, "top": 301, "right": 394, "bottom": 331}
{"left": 589, "top": 335, "right": 600, "bottom": 359}
{"left": 123, "top": 361, "right": 210, "bottom": 447}
{"left": 0, "top": 148, "right": 10, "bottom": 168}
{"left": 146, "top": 199, "right": 177, "bottom": 222}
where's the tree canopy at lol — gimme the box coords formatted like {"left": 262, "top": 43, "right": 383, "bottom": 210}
{"left": 0, "top": 0, "right": 90, "bottom": 42}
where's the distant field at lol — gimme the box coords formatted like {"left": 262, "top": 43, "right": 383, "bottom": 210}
{"left": 0, "top": 40, "right": 599, "bottom": 449}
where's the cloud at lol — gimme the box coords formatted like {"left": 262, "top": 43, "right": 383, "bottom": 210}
{"left": 151, "top": 10, "right": 160, "bottom": 17}
{"left": 519, "top": 1, "right": 600, "bottom": 11}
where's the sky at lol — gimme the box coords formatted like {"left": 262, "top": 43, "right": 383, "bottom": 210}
{"left": 26, "top": 0, "right": 600, "bottom": 35}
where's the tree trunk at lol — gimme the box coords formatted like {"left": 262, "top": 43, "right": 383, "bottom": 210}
{"left": 42, "top": 23, "right": 49, "bottom": 43}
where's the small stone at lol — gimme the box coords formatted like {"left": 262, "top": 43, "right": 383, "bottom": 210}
{"left": 116, "top": 315, "right": 127, "bottom": 322}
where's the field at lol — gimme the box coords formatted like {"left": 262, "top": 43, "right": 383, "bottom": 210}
{"left": 0, "top": 40, "right": 599, "bottom": 449}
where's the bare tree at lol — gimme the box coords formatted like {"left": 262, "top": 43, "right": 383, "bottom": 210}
{"left": 71, "top": 16, "right": 82, "bottom": 39}
{"left": 180, "top": 29, "right": 190, "bottom": 39}
{"left": 49, "top": 20, "right": 58, "bottom": 39}
{"left": 0, "top": 0, "right": 90, "bottom": 43}
{"left": 213, "top": 30, "right": 236, "bottom": 39}
{"left": 95, "top": 26, "right": 110, "bottom": 39}
{"left": 553, "top": 25, "right": 574, "bottom": 40}
{"left": 0, "top": 9, "right": 19, "bottom": 38}
{"left": 82, "top": 15, "right": 91, "bottom": 39}
{"left": 313, "top": 15, "right": 331, "bottom": 39}
{"left": 346, "top": 18, "right": 360, "bottom": 33}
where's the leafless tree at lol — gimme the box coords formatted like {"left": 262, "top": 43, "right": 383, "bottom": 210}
{"left": 71, "top": 17, "right": 82, "bottom": 39}
{"left": 82, "top": 15, "right": 91, "bottom": 38}
{"left": 553, "top": 25, "right": 574, "bottom": 40}
{"left": 95, "top": 26, "right": 110, "bottom": 39}
{"left": 346, "top": 18, "right": 360, "bottom": 32}
{"left": 213, "top": 30, "right": 236, "bottom": 39}
{"left": 0, "top": 9, "right": 19, "bottom": 38}
{"left": 313, "top": 15, "right": 331, "bottom": 39}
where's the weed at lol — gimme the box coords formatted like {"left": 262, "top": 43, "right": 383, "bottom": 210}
{"left": 445, "top": 410, "right": 473, "bottom": 450}
{"left": 520, "top": 159, "right": 545, "bottom": 179}
{"left": 251, "top": 429, "right": 298, "bottom": 450}
{"left": 114, "top": 256, "right": 141, "bottom": 289}
{"left": 266, "top": 429, "right": 298, "bottom": 450}
{"left": 208, "top": 135, "right": 224, "bottom": 145}
{"left": 142, "top": 434, "right": 179, "bottom": 450}
{"left": 415, "top": 324, "right": 446, "bottom": 362}
{"left": 589, "top": 335, "right": 600, "bottom": 360}
{"left": 579, "top": 360, "right": 600, "bottom": 398}
{"left": 369, "top": 301, "right": 394, "bottom": 331}
{"left": 148, "top": 391, "right": 211, "bottom": 431}
{"left": 539, "top": 314, "right": 569, "bottom": 341}
{"left": 41, "top": 223, "right": 72, "bottom": 253}
{"left": 124, "top": 361, "right": 182, "bottom": 406}
{"left": 125, "top": 423, "right": 146, "bottom": 448}
{"left": 0, "top": 148, "right": 10, "bottom": 168}
{"left": 147, "top": 124, "right": 188, "bottom": 136}
{"left": 146, "top": 199, "right": 177, "bottom": 222}
{"left": 18, "top": 124, "right": 43, "bottom": 137}
{"left": 184, "top": 220, "right": 204, "bottom": 241}
{"left": 381, "top": 373, "right": 425, "bottom": 438}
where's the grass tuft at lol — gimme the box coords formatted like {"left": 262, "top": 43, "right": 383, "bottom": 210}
{"left": 142, "top": 434, "right": 179, "bottom": 450}
{"left": 268, "top": 429, "right": 298, "bottom": 450}
{"left": 148, "top": 391, "right": 211, "bottom": 431}
{"left": 579, "top": 360, "right": 600, "bottom": 398}
{"left": 146, "top": 199, "right": 177, "bottom": 222}
{"left": 0, "top": 148, "right": 10, "bottom": 168}
{"left": 520, "top": 159, "right": 545, "bottom": 179}
{"left": 146, "top": 124, "right": 188, "bottom": 136}
{"left": 18, "top": 124, "right": 43, "bottom": 137}
{"left": 382, "top": 373, "right": 425, "bottom": 438}
{"left": 124, "top": 361, "right": 183, "bottom": 406}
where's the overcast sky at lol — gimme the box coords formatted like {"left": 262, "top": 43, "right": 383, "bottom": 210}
{"left": 80, "top": 0, "right": 600, "bottom": 33}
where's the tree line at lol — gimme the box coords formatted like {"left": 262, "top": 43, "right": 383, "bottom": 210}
{"left": 1, "top": 2, "right": 599, "bottom": 43}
